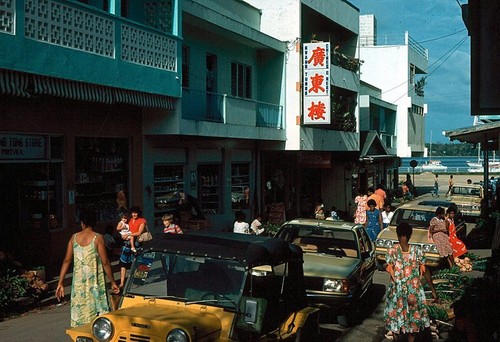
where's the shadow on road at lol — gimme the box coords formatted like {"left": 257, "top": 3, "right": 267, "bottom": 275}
{"left": 319, "top": 283, "right": 387, "bottom": 341}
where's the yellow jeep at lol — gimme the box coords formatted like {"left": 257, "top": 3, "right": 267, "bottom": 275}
{"left": 66, "top": 232, "right": 320, "bottom": 341}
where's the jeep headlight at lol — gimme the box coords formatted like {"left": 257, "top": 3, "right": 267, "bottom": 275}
{"left": 167, "top": 328, "right": 189, "bottom": 342}
{"left": 323, "top": 279, "right": 349, "bottom": 293}
{"left": 92, "top": 317, "right": 113, "bottom": 342}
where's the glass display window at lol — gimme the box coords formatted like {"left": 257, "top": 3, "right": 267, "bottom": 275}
{"left": 74, "top": 137, "right": 129, "bottom": 223}
{"left": 231, "top": 163, "right": 250, "bottom": 210}
{"left": 198, "top": 164, "right": 221, "bottom": 214}
{"left": 153, "top": 164, "right": 185, "bottom": 226}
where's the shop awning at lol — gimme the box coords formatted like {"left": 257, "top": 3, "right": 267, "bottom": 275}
{"left": 444, "top": 121, "right": 500, "bottom": 146}
{"left": 0, "top": 69, "right": 30, "bottom": 97}
{"left": 1, "top": 69, "right": 175, "bottom": 110}
{"left": 359, "top": 131, "right": 397, "bottom": 162}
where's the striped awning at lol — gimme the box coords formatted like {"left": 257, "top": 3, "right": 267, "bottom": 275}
{"left": 0, "top": 69, "right": 30, "bottom": 97}
{"left": 1, "top": 69, "right": 175, "bottom": 110}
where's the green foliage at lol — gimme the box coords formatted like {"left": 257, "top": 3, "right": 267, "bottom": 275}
{"left": 262, "top": 223, "right": 281, "bottom": 236}
{"left": 0, "top": 270, "right": 30, "bottom": 308}
{"left": 426, "top": 142, "right": 478, "bottom": 156}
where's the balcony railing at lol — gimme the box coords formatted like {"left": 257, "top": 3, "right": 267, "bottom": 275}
{"left": 182, "top": 88, "right": 283, "bottom": 129}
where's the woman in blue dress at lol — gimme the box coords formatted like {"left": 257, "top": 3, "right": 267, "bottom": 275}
{"left": 364, "top": 199, "right": 383, "bottom": 241}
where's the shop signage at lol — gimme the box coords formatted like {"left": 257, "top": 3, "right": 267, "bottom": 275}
{"left": 297, "top": 152, "right": 332, "bottom": 168}
{"left": 303, "top": 42, "right": 331, "bottom": 124}
{"left": 267, "top": 202, "right": 286, "bottom": 225}
{"left": 0, "top": 133, "right": 47, "bottom": 160}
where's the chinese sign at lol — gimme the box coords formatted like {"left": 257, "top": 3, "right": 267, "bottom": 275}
{"left": 0, "top": 134, "right": 47, "bottom": 160}
{"left": 303, "top": 42, "right": 331, "bottom": 124}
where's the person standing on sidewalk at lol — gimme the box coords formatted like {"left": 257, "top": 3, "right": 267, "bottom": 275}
{"left": 56, "top": 211, "right": 120, "bottom": 327}
{"left": 446, "top": 175, "right": 454, "bottom": 197}
{"left": 384, "top": 222, "right": 437, "bottom": 342}
{"left": 433, "top": 174, "right": 439, "bottom": 197}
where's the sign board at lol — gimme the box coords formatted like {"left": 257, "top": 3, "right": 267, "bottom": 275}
{"left": 303, "top": 42, "right": 331, "bottom": 124}
{"left": 297, "top": 151, "right": 332, "bottom": 168}
{"left": 267, "top": 202, "right": 286, "bottom": 225}
{"left": 0, "top": 133, "right": 47, "bottom": 160}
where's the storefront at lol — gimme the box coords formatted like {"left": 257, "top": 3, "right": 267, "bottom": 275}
{"left": 142, "top": 137, "right": 256, "bottom": 232}
{"left": 1, "top": 97, "right": 143, "bottom": 277}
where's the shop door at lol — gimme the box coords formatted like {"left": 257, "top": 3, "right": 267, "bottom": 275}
{"left": 0, "top": 163, "right": 62, "bottom": 266}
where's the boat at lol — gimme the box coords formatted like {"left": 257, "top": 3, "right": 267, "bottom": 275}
{"left": 467, "top": 166, "right": 500, "bottom": 173}
{"left": 466, "top": 144, "right": 500, "bottom": 168}
{"left": 421, "top": 160, "right": 448, "bottom": 172}
{"left": 420, "top": 131, "right": 448, "bottom": 172}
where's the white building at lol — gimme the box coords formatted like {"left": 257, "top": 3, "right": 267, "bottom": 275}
{"left": 359, "top": 15, "right": 428, "bottom": 158}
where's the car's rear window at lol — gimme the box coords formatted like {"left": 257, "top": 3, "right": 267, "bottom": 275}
{"left": 452, "top": 186, "right": 481, "bottom": 197}
{"left": 278, "top": 225, "right": 358, "bottom": 257}
{"left": 390, "top": 209, "right": 434, "bottom": 229}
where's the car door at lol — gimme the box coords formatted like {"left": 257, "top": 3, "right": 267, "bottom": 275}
{"left": 356, "top": 227, "right": 376, "bottom": 295}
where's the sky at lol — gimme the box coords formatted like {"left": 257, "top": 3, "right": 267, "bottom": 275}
{"left": 350, "top": 0, "right": 472, "bottom": 143}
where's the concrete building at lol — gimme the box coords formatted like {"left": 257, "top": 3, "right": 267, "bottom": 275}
{"left": 359, "top": 15, "right": 428, "bottom": 158}
{"left": 244, "top": 0, "right": 362, "bottom": 219}
{"left": 0, "top": 0, "right": 182, "bottom": 276}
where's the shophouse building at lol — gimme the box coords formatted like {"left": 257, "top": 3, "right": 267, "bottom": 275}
{"left": 244, "top": 0, "right": 362, "bottom": 220}
{"left": 358, "top": 81, "right": 399, "bottom": 192}
{"left": 359, "top": 14, "right": 428, "bottom": 158}
{"left": 142, "top": 0, "right": 287, "bottom": 231}
{"left": 0, "top": 0, "right": 181, "bottom": 276}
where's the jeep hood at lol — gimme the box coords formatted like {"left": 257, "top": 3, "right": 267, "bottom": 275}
{"left": 302, "top": 253, "right": 360, "bottom": 278}
{"left": 104, "top": 303, "right": 222, "bottom": 337}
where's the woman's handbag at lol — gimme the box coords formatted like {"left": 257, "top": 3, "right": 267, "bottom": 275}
{"left": 138, "top": 225, "right": 153, "bottom": 242}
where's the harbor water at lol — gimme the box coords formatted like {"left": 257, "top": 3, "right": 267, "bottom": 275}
{"left": 399, "top": 156, "right": 500, "bottom": 174}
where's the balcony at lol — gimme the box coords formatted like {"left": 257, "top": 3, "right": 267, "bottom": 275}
{"left": 0, "top": 0, "right": 181, "bottom": 98}
{"left": 182, "top": 88, "right": 283, "bottom": 129}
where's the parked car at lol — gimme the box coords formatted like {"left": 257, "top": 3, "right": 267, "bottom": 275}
{"left": 375, "top": 202, "right": 466, "bottom": 270}
{"left": 66, "top": 232, "right": 320, "bottom": 342}
{"left": 449, "top": 183, "right": 484, "bottom": 221}
{"left": 275, "top": 219, "right": 376, "bottom": 327}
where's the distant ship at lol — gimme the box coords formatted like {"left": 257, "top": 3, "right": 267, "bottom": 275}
{"left": 467, "top": 166, "right": 500, "bottom": 173}
{"left": 420, "top": 160, "right": 448, "bottom": 172}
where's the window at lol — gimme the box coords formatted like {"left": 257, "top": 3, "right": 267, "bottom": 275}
{"left": 231, "top": 164, "right": 250, "bottom": 210}
{"left": 231, "top": 62, "right": 252, "bottom": 99}
{"left": 182, "top": 46, "right": 190, "bottom": 88}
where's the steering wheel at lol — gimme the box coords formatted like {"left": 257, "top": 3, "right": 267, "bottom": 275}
{"left": 201, "top": 292, "right": 218, "bottom": 300}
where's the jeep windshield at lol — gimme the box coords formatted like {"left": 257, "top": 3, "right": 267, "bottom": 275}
{"left": 126, "top": 251, "right": 245, "bottom": 310}
{"left": 389, "top": 208, "right": 434, "bottom": 229}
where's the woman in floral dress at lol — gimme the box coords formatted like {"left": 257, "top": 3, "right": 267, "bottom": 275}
{"left": 446, "top": 206, "right": 467, "bottom": 259}
{"left": 354, "top": 189, "right": 368, "bottom": 224}
{"left": 384, "top": 222, "right": 437, "bottom": 342}
{"left": 56, "top": 211, "right": 120, "bottom": 327}
{"left": 429, "top": 206, "right": 455, "bottom": 268}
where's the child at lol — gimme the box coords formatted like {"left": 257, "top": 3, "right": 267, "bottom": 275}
{"left": 384, "top": 222, "right": 437, "bottom": 342}
{"left": 364, "top": 199, "right": 383, "bottom": 241}
{"left": 162, "top": 214, "right": 183, "bottom": 234}
{"left": 233, "top": 211, "right": 249, "bottom": 234}
{"left": 429, "top": 207, "right": 454, "bottom": 268}
{"left": 250, "top": 213, "right": 264, "bottom": 235}
{"left": 330, "top": 206, "right": 340, "bottom": 221}
{"left": 381, "top": 203, "right": 394, "bottom": 228}
{"left": 117, "top": 212, "right": 136, "bottom": 254}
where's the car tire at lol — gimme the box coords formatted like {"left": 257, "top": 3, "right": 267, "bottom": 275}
{"left": 337, "top": 300, "right": 360, "bottom": 327}
{"left": 376, "top": 260, "right": 387, "bottom": 271}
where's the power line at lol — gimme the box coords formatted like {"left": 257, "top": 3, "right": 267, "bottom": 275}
{"left": 391, "top": 35, "right": 468, "bottom": 103}
{"left": 417, "top": 29, "right": 466, "bottom": 44}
